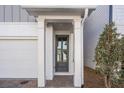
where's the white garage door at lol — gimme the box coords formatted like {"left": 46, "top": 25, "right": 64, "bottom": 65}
{"left": 0, "top": 39, "right": 37, "bottom": 78}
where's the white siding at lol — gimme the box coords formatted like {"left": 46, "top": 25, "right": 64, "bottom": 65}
{"left": 113, "top": 6, "right": 124, "bottom": 35}
{"left": 5, "top": 6, "right": 12, "bottom": 22}
{"left": 0, "top": 23, "right": 37, "bottom": 36}
{"left": 0, "top": 5, "right": 4, "bottom": 22}
{"left": 0, "top": 5, "right": 36, "bottom": 22}
{"left": 13, "top": 6, "right": 20, "bottom": 22}
{"left": 84, "top": 6, "right": 109, "bottom": 69}
{"left": 20, "top": 8, "right": 28, "bottom": 22}
{"left": 0, "top": 23, "right": 38, "bottom": 78}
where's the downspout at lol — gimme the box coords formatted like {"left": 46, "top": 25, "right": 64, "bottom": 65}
{"left": 81, "top": 8, "right": 89, "bottom": 88}
{"left": 109, "top": 5, "right": 113, "bottom": 23}
{"left": 82, "top": 8, "right": 89, "bottom": 23}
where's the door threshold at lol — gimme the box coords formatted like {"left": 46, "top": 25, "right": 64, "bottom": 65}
{"left": 54, "top": 72, "right": 73, "bottom": 75}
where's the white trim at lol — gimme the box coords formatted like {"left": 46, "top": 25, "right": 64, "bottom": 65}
{"left": 37, "top": 18, "right": 45, "bottom": 87}
{"left": 74, "top": 19, "right": 82, "bottom": 87}
{"left": 22, "top": 5, "right": 97, "bottom": 9}
{"left": 0, "top": 22, "right": 37, "bottom": 25}
{"left": 54, "top": 30, "right": 74, "bottom": 75}
{"left": 39, "top": 15, "right": 81, "bottom": 20}
{"left": 54, "top": 72, "right": 73, "bottom": 75}
{"left": 46, "top": 25, "right": 54, "bottom": 80}
{"left": 0, "top": 36, "right": 37, "bottom": 40}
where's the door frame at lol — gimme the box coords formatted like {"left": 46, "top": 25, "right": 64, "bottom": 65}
{"left": 55, "top": 35, "right": 69, "bottom": 73}
{"left": 54, "top": 31, "right": 74, "bottom": 75}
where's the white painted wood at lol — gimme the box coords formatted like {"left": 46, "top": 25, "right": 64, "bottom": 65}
{"left": 29, "top": 16, "right": 36, "bottom": 22}
{"left": 5, "top": 6, "right": 12, "bottom": 22}
{"left": 23, "top": 5, "right": 97, "bottom": 9}
{"left": 0, "top": 39, "right": 37, "bottom": 78}
{"left": 54, "top": 73, "right": 73, "bottom": 75}
{"left": 13, "top": 6, "right": 20, "bottom": 22}
{"left": 46, "top": 25, "right": 54, "bottom": 80}
{"left": 0, "top": 22, "right": 37, "bottom": 36}
{"left": 0, "top": 5, "right": 36, "bottom": 22}
{"left": 74, "top": 19, "right": 82, "bottom": 87}
{"left": 0, "top": 5, "right": 4, "bottom": 22}
{"left": 0, "top": 22, "right": 38, "bottom": 78}
{"left": 21, "top": 8, "right": 28, "bottom": 22}
{"left": 0, "top": 36, "right": 37, "bottom": 40}
{"left": 37, "top": 17, "right": 45, "bottom": 87}
{"left": 39, "top": 15, "right": 81, "bottom": 20}
{"left": 69, "top": 33, "right": 74, "bottom": 74}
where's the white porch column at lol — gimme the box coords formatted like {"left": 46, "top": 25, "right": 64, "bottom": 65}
{"left": 46, "top": 25, "right": 54, "bottom": 80}
{"left": 74, "top": 19, "right": 82, "bottom": 87}
{"left": 37, "top": 17, "right": 45, "bottom": 87}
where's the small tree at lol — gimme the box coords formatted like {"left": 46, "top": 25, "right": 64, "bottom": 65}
{"left": 112, "top": 36, "right": 124, "bottom": 87}
{"left": 95, "top": 23, "right": 122, "bottom": 88}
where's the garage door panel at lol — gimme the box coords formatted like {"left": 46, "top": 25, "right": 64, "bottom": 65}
{"left": 0, "top": 39, "right": 37, "bottom": 78}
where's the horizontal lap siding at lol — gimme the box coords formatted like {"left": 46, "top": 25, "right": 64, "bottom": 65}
{"left": 84, "top": 6, "right": 109, "bottom": 69}
{"left": 113, "top": 6, "right": 124, "bottom": 35}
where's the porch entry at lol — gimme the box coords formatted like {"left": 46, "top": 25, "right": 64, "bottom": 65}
{"left": 55, "top": 35, "right": 69, "bottom": 72}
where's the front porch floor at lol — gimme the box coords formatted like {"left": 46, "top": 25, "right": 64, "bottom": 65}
{"left": 46, "top": 75, "right": 73, "bottom": 88}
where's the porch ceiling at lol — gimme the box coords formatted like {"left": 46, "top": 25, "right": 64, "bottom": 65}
{"left": 22, "top": 5, "right": 96, "bottom": 17}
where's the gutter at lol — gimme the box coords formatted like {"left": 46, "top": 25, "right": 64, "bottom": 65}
{"left": 81, "top": 8, "right": 89, "bottom": 23}
{"left": 109, "top": 5, "right": 113, "bottom": 23}
{"left": 81, "top": 8, "right": 89, "bottom": 88}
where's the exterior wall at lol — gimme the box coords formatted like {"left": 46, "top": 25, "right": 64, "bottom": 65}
{"left": 0, "top": 5, "right": 36, "bottom": 22}
{"left": 84, "top": 6, "right": 109, "bottom": 69}
{"left": 0, "top": 23, "right": 38, "bottom": 78}
{"left": 113, "top": 6, "right": 124, "bottom": 34}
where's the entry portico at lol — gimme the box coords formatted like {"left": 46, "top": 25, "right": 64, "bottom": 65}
{"left": 24, "top": 6, "right": 94, "bottom": 87}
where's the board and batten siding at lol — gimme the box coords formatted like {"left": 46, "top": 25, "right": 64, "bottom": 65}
{"left": 0, "top": 5, "right": 36, "bottom": 22}
{"left": 113, "top": 6, "right": 124, "bottom": 35}
{"left": 0, "top": 23, "right": 38, "bottom": 78}
{"left": 84, "top": 5, "right": 109, "bottom": 69}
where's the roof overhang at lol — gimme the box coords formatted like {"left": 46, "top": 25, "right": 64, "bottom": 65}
{"left": 22, "top": 5, "right": 97, "bottom": 17}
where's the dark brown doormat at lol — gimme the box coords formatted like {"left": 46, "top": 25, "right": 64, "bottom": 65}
{"left": 20, "top": 81, "right": 29, "bottom": 85}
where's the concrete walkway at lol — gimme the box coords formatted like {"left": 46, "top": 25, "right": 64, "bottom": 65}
{"left": 0, "top": 66, "right": 105, "bottom": 88}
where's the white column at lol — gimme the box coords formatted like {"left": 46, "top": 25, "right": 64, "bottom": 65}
{"left": 37, "top": 18, "right": 45, "bottom": 87}
{"left": 46, "top": 25, "right": 54, "bottom": 80}
{"left": 74, "top": 19, "right": 82, "bottom": 87}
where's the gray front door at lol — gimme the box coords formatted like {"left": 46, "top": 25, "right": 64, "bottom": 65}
{"left": 55, "top": 35, "right": 69, "bottom": 72}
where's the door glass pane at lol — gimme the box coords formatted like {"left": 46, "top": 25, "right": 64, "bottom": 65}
{"left": 57, "top": 50, "right": 62, "bottom": 62}
{"left": 63, "top": 41, "right": 67, "bottom": 50}
{"left": 57, "top": 41, "right": 61, "bottom": 49}
{"left": 62, "top": 50, "right": 67, "bottom": 62}
{"left": 57, "top": 39, "right": 62, "bottom": 62}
